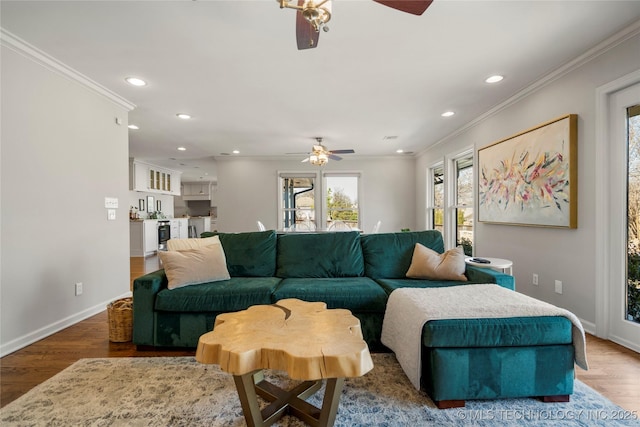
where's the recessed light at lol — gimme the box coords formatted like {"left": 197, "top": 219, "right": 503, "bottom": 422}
{"left": 177, "top": 147, "right": 187, "bottom": 151}
{"left": 383, "top": 136, "right": 399, "bottom": 140}
{"left": 125, "top": 77, "right": 147, "bottom": 87}
{"left": 128, "top": 124, "right": 139, "bottom": 130}
{"left": 485, "top": 75, "right": 504, "bottom": 84}
{"left": 441, "top": 111, "right": 455, "bottom": 117}
{"left": 232, "top": 150, "right": 240, "bottom": 154}
{"left": 176, "top": 113, "right": 191, "bottom": 120}
{"left": 396, "top": 149, "right": 404, "bottom": 153}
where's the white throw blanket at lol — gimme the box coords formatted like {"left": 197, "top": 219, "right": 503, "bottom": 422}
{"left": 381, "top": 284, "right": 588, "bottom": 390}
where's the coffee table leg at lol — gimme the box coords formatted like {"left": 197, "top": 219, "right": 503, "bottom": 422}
{"left": 234, "top": 371, "right": 265, "bottom": 427}
{"left": 233, "top": 371, "right": 345, "bottom": 427}
{"left": 318, "top": 377, "right": 345, "bottom": 427}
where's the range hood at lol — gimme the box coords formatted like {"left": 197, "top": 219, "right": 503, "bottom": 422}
{"left": 182, "top": 182, "right": 211, "bottom": 201}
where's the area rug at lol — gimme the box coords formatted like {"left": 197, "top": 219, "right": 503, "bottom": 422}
{"left": 1, "top": 354, "right": 637, "bottom": 426}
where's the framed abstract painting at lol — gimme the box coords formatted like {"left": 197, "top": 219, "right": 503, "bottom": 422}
{"left": 478, "top": 114, "right": 577, "bottom": 228}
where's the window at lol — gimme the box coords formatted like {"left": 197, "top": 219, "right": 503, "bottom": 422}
{"left": 324, "top": 173, "right": 360, "bottom": 230}
{"left": 427, "top": 164, "right": 444, "bottom": 233}
{"left": 626, "top": 104, "right": 640, "bottom": 324}
{"left": 279, "top": 173, "right": 318, "bottom": 230}
{"left": 454, "top": 155, "right": 474, "bottom": 255}
{"left": 426, "top": 151, "right": 474, "bottom": 254}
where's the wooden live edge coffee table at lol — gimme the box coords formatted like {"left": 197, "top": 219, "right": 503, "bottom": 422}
{"left": 195, "top": 298, "right": 374, "bottom": 427}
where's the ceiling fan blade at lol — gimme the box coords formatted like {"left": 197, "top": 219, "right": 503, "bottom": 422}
{"left": 329, "top": 149, "right": 355, "bottom": 154}
{"left": 328, "top": 154, "right": 343, "bottom": 161}
{"left": 372, "top": 0, "right": 433, "bottom": 16}
{"left": 296, "top": 0, "right": 319, "bottom": 50}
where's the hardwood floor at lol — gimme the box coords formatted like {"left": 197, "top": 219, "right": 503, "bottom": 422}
{"left": 2, "top": 256, "right": 640, "bottom": 415}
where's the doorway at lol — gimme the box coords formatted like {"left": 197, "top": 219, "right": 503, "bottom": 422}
{"left": 598, "top": 74, "right": 640, "bottom": 352}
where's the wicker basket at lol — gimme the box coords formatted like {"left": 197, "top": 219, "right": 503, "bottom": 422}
{"left": 107, "top": 297, "right": 133, "bottom": 342}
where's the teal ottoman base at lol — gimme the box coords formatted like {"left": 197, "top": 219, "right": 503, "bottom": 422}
{"left": 420, "top": 317, "right": 575, "bottom": 408}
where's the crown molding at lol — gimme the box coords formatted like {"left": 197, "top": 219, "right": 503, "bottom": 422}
{"left": 1, "top": 28, "right": 135, "bottom": 111}
{"left": 419, "top": 19, "right": 640, "bottom": 156}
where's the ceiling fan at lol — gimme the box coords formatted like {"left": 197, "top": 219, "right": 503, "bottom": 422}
{"left": 295, "top": 138, "right": 355, "bottom": 166}
{"left": 277, "top": 0, "right": 434, "bottom": 50}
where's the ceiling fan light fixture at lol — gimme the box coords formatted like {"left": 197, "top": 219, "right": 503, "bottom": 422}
{"left": 280, "top": 0, "right": 332, "bottom": 32}
{"left": 309, "top": 152, "right": 328, "bottom": 166}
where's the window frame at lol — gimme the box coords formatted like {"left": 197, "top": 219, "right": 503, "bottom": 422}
{"left": 277, "top": 171, "right": 320, "bottom": 230}
{"left": 450, "top": 150, "right": 474, "bottom": 254}
{"left": 426, "top": 162, "right": 444, "bottom": 232}
{"left": 322, "top": 171, "right": 362, "bottom": 231}
{"left": 426, "top": 147, "right": 474, "bottom": 252}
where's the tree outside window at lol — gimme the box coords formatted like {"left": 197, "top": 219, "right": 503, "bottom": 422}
{"left": 325, "top": 175, "right": 359, "bottom": 230}
{"left": 626, "top": 105, "right": 640, "bottom": 323}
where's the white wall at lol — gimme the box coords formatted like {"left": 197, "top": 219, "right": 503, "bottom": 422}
{"left": 0, "top": 39, "right": 133, "bottom": 355}
{"left": 416, "top": 29, "right": 640, "bottom": 330}
{"left": 216, "top": 157, "right": 416, "bottom": 233}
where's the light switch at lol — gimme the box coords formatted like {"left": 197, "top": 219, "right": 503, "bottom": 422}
{"left": 107, "top": 209, "right": 116, "bottom": 220}
{"left": 104, "top": 197, "right": 119, "bottom": 208}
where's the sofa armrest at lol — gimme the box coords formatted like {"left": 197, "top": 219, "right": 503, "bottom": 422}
{"left": 465, "top": 265, "right": 515, "bottom": 290}
{"left": 132, "top": 269, "right": 168, "bottom": 346}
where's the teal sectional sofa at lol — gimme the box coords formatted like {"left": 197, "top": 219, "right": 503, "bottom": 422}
{"left": 132, "top": 229, "right": 579, "bottom": 406}
{"left": 132, "top": 230, "right": 511, "bottom": 350}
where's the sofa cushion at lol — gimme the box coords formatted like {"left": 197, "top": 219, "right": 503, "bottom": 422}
{"left": 158, "top": 244, "right": 230, "bottom": 290}
{"left": 374, "top": 278, "right": 471, "bottom": 295}
{"left": 166, "top": 236, "right": 221, "bottom": 251}
{"left": 406, "top": 244, "right": 467, "bottom": 281}
{"left": 360, "top": 230, "right": 445, "bottom": 279}
{"left": 422, "top": 316, "right": 572, "bottom": 348}
{"left": 206, "top": 230, "right": 277, "bottom": 277}
{"left": 273, "top": 277, "right": 387, "bottom": 313}
{"left": 154, "top": 276, "right": 282, "bottom": 312}
{"left": 276, "top": 231, "right": 364, "bottom": 278}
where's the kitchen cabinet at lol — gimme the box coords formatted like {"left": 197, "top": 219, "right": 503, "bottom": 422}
{"left": 130, "top": 220, "right": 158, "bottom": 257}
{"left": 130, "top": 159, "right": 182, "bottom": 196}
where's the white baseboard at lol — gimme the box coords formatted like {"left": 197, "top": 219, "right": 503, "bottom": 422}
{"left": 579, "top": 317, "right": 597, "bottom": 336}
{"left": 0, "top": 292, "right": 132, "bottom": 358}
{"left": 578, "top": 317, "right": 639, "bottom": 354}
{"left": 607, "top": 334, "right": 640, "bottom": 354}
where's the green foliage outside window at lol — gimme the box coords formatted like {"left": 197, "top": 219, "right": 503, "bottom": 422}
{"left": 327, "top": 188, "right": 359, "bottom": 222}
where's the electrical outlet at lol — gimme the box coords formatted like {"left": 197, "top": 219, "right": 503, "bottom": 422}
{"left": 555, "top": 280, "right": 562, "bottom": 294}
{"left": 75, "top": 282, "right": 83, "bottom": 296}
{"left": 532, "top": 273, "right": 539, "bottom": 285}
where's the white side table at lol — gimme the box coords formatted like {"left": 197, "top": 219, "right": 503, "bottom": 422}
{"left": 465, "top": 257, "right": 513, "bottom": 275}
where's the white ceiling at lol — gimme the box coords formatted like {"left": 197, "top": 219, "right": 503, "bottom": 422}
{"left": 2, "top": 1, "right": 640, "bottom": 182}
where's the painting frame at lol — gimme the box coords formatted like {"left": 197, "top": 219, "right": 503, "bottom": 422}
{"left": 477, "top": 114, "right": 577, "bottom": 228}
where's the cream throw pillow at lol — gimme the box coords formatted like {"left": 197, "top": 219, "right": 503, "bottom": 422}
{"left": 167, "top": 235, "right": 220, "bottom": 252}
{"left": 159, "top": 244, "right": 230, "bottom": 290}
{"left": 406, "top": 243, "right": 468, "bottom": 281}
